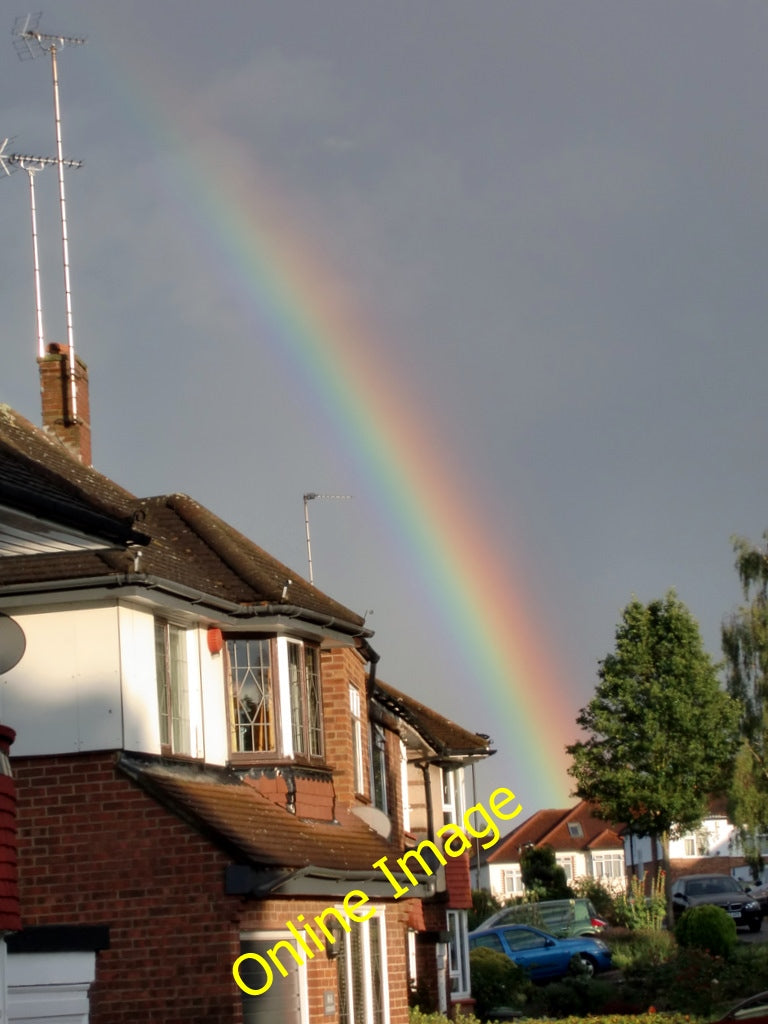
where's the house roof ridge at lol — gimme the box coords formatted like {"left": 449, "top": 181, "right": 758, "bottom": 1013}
{"left": 372, "top": 677, "right": 492, "bottom": 756}
{"left": 158, "top": 492, "right": 366, "bottom": 627}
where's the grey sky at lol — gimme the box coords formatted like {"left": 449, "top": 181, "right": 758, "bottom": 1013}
{"left": 2, "top": 1, "right": 767, "bottom": 811}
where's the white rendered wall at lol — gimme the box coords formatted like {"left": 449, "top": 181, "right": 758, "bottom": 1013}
{"left": 0, "top": 605, "right": 123, "bottom": 756}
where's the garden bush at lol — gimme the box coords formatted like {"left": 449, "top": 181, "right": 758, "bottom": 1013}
{"left": 409, "top": 1012, "right": 704, "bottom": 1024}
{"left": 608, "top": 926, "right": 676, "bottom": 974}
{"left": 675, "top": 903, "right": 737, "bottom": 958}
{"left": 468, "top": 946, "right": 530, "bottom": 1020}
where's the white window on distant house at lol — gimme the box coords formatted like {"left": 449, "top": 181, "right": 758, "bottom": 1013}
{"left": 683, "top": 835, "right": 696, "bottom": 857}
{"left": 154, "top": 620, "right": 191, "bottom": 756}
{"left": 446, "top": 909, "right": 470, "bottom": 1000}
{"left": 225, "top": 637, "right": 322, "bottom": 761}
{"left": 369, "top": 723, "right": 388, "bottom": 813}
{"left": 337, "top": 909, "right": 388, "bottom": 1024}
{"left": 502, "top": 868, "right": 523, "bottom": 896}
{"left": 350, "top": 685, "right": 365, "bottom": 794}
{"left": 567, "top": 821, "right": 583, "bottom": 839}
{"left": 442, "top": 768, "right": 466, "bottom": 826}
{"left": 557, "top": 856, "right": 575, "bottom": 882}
{"left": 592, "top": 852, "right": 624, "bottom": 879}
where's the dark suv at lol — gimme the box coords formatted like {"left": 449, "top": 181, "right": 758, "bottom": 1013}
{"left": 671, "top": 874, "right": 763, "bottom": 932}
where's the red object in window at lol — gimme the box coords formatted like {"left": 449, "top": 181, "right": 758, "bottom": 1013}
{"left": 207, "top": 627, "right": 224, "bottom": 655}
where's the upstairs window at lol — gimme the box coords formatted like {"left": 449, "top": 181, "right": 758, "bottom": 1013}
{"left": 370, "top": 724, "right": 388, "bottom": 813}
{"left": 288, "top": 641, "right": 323, "bottom": 758}
{"left": 349, "top": 685, "right": 364, "bottom": 794}
{"left": 154, "top": 620, "right": 192, "bottom": 756}
{"left": 225, "top": 636, "right": 323, "bottom": 762}
{"left": 442, "top": 767, "right": 466, "bottom": 826}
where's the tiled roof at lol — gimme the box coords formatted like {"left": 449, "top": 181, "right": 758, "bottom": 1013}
{"left": 118, "top": 756, "right": 393, "bottom": 872}
{"left": 0, "top": 406, "right": 365, "bottom": 632}
{"left": 373, "top": 678, "right": 493, "bottom": 757}
{"left": 486, "top": 800, "right": 624, "bottom": 863}
{"left": 0, "top": 405, "right": 140, "bottom": 547}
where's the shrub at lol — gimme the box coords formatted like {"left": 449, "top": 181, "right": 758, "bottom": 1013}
{"left": 468, "top": 946, "right": 529, "bottom": 1020}
{"left": 409, "top": 1011, "right": 483, "bottom": 1024}
{"left": 675, "top": 903, "right": 737, "bottom": 958}
{"left": 614, "top": 871, "right": 667, "bottom": 930}
{"left": 572, "top": 875, "right": 616, "bottom": 923}
{"left": 608, "top": 925, "right": 677, "bottom": 974}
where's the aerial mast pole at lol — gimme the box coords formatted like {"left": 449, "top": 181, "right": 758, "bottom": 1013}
{"left": 13, "top": 14, "right": 87, "bottom": 423}
{"left": 302, "top": 493, "right": 352, "bottom": 586}
{"left": 0, "top": 142, "right": 83, "bottom": 359}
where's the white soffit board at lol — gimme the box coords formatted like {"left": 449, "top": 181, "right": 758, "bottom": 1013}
{"left": 0, "top": 503, "right": 113, "bottom": 556}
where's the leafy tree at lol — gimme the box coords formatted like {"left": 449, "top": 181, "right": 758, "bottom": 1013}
{"left": 567, "top": 591, "right": 740, "bottom": 900}
{"left": 520, "top": 844, "right": 572, "bottom": 898}
{"left": 722, "top": 533, "right": 768, "bottom": 862}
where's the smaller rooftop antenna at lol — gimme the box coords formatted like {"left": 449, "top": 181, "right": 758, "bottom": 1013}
{"left": 0, "top": 139, "right": 82, "bottom": 358}
{"left": 303, "top": 493, "right": 352, "bottom": 586}
{"left": 12, "top": 14, "right": 87, "bottom": 423}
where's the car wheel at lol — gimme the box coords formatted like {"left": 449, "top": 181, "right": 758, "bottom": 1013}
{"left": 749, "top": 919, "right": 762, "bottom": 933}
{"left": 577, "top": 954, "right": 596, "bottom": 978}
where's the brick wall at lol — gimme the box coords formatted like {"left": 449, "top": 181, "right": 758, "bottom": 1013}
{"left": 15, "top": 752, "right": 243, "bottom": 1024}
{"left": 320, "top": 648, "right": 368, "bottom": 809}
{"left": 13, "top": 750, "right": 414, "bottom": 1023}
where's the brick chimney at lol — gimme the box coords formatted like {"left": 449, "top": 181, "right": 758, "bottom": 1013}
{"left": 37, "top": 342, "right": 92, "bottom": 466}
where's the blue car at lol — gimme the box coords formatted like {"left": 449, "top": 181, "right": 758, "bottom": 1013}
{"left": 469, "top": 923, "right": 612, "bottom": 981}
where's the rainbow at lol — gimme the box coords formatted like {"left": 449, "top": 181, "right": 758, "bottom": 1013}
{"left": 85, "top": 29, "right": 578, "bottom": 808}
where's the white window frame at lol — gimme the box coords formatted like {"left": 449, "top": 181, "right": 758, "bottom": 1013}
{"left": 337, "top": 908, "right": 389, "bottom": 1024}
{"left": 502, "top": 868, "right": 523, "bottom": 896}
{"left": 592, "top": 852, "right": 624, "bottom": 879}
{"left": 441, "top": 767, "right": 466, "bottom": 826}
{"left": 349, "top": 684, "right": 365, "bottom": 795}
{"left": 556, "top": 855, "right": 575, "bottom": 882}
{"left": 446, "top": 909, "right": 470, "bottom": 1000}
{"left": 154, "top": 619, "right": 193, "bottom": 756}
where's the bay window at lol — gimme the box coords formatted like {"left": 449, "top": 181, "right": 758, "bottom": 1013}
{"left": 226, "top": 636, "right": 323, "bottom": 761}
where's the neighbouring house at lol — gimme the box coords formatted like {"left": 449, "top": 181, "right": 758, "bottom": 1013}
{"left": 0, "top": 348, "right": 494, "bottom": 1023}
{"left": 475, "top": 800, "right": 626, "bottom": 902}
{"left": 371, "top": 680, "right": 493, "bottom": 1016}
{"left": 624, "top": 796, "right": 761, "bottom": 885}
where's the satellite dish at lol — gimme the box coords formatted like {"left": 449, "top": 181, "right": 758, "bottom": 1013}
{"left": 0, "top": 613, "right": 26, "bottom": 674}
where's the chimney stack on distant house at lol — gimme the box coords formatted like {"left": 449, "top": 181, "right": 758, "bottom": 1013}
{"left": 38, "top": 342, "right": 92, "bottom": 465}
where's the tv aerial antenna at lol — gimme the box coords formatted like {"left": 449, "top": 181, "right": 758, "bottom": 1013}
{"left": 0, "top": 139, "right": 82, "bottom": 360}
{"left": 303, "top": 493, "right": 352, "bottom": 586}
{"left": 12, "top": 14, "right": 87, "bottom": 424}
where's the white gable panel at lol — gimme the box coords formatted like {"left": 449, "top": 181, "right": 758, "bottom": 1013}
{"left": 2, "top": 605, "right": 123, "bottom": 756}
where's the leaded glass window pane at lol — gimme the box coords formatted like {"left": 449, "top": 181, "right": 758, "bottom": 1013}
{"left": 306, "top": 647, "right": 322, "bottom": 757}
{"left": 227, "top": 639, "right": 275, "bottom": 753}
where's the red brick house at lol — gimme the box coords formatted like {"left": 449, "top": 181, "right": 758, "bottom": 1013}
{"left": 371, "top": 680, "right": 492, "bottom": 1015}
{"left": 0, "top": 350, "right": 494, "bottom": 1022}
